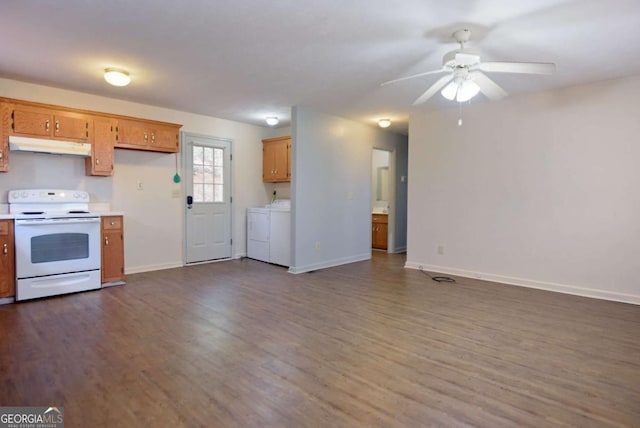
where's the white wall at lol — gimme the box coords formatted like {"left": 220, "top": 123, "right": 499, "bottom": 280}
{"left": 0, "top": 78, "right": 275, "bottom": 273}
{"left": 407, "top": 74, "right": 640, "bottom": 304}
{"left": 290, "top": 106, "right": 408, "bottom": 273}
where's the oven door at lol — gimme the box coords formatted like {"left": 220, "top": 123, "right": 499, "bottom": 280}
{"left": 14, "top": 217, "right": 101, "bottom": 279}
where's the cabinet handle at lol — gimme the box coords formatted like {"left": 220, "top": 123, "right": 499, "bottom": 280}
{"left": 45, "top": 120, "right": 50, "bottom": 131}
{"left": 2, "top": 243, "right": 7, "bottom": 255}
{"left": 96, "top": 159, "right": 100, "bottom": 165}
{"left": 0, "top": 150, "right": 3, "bottom": 160}
{"left": 110, "top": 221, "right": 115, "bottom": 226}
{"left": 151, "top": 133, "right": 155, "bottom": 142}
{"left": 144, "top": 132, "right": 148, "bottom": 141}
{"left": 105, "top": 237, "right": 109, "bottom": 246}
{"left": 55, "top": 121, "right": 60, "bottom": 132}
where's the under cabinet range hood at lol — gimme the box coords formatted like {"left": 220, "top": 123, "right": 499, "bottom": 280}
{"left": 9, "top": 136, "right": 91, "bottom": 157}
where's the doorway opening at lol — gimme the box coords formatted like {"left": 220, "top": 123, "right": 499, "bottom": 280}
{"left": 371, "top": 148, "right": 394, "bottom": 253}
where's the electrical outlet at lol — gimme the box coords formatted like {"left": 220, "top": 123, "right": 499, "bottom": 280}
{"left": 315, "top": 242, "right": 321, "bottom": 251}
{"left": 136, "top": 180, "right": 143, "bottom": 191}
{"left": 437, "top": 245, "right": 444, "bottom": 255}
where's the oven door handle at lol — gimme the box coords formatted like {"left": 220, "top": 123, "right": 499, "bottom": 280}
{"left": 15, "top": 218, "right": 101, "bottom": 226}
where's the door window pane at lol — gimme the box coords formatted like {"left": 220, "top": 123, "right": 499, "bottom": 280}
{"left": 193, "top": 145, "right": 225, "bottom": 203}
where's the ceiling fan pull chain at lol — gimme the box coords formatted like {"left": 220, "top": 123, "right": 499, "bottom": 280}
{"left": 458, "top": 102, "right": 463, "bottom": 127}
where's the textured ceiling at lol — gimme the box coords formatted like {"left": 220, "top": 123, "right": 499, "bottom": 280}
{"left": 1, "top": 0, "right": 639, "bottom": 134}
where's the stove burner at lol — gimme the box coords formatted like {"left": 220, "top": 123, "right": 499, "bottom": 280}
{"left": 22, "top": 211, "right": 44, "bottom": 215}
{"left": 68, "top": 210, "right": 90, "bottom": 214}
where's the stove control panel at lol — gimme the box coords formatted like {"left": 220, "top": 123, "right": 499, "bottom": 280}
{"left": 9, "top": 189, "right": 90, "bottom": 203}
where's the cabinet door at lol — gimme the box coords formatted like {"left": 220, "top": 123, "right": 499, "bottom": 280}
{"left": 0, "top": 220, "right": 15, "bottom": 298}
{"left": 263, "top": 142, "right": 277, "bottom": 182}
{"left": 53, "top": 111, "right": 90, "bottom": 141}
{"left": 86, "top": 117, "right": 115, "bottom": 176}
{"left": 372, "top": 215, "right": 388, "bottom": 250}
{"left": 101, "top": 216, "right": 125, "bottom": 283}
{"left": 0, "top": 102, "right": 10, "bottom": 172}
{"left": 262, "top": 136, "right": 291, "bottom": 183}
{"left": 273, "top": 139, "right": 289, "bottom": 181}
{"left": 117, "top": 119, "right": 149, "bottom": 148}
{"left": 150, "top": 125, "right": 179, "bottom": 152}
{"left": 12, "top": 104, "right": 53, "bottom": 137}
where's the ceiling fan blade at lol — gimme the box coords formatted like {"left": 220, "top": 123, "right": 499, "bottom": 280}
{"left": 478, "top": 61, "right": 556, "bottom": 75}
{"left": 381, "top": 68, "right": 447, "bottom": 86}
{"left": 470, "top": 72, "right": 508, "bottom": 101}
{"left": 412, "top": 75, "right": 453, "bottom": 105}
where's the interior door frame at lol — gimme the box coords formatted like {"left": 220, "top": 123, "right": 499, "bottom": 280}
{"left": 181, "top": 131, "right": 234, "bottom": 265}
{"left": 371, "top": 147, "right": 396, "bottom": 253}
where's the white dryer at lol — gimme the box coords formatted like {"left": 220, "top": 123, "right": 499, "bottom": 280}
{"left": 246, "top": 199, "right": 291, "bottom": 267}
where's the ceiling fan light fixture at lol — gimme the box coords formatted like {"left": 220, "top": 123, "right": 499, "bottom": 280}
{"left": 456, "top": 79, "right": 480, "bottom": 102}
{"left": 441, "top": 81, "right": 458, "bottom": 100}
{"left": 265, "top": 116, "right": 279, "bottom": 126}
{"left": 104, "top": 68, "right": 130, "bottom": 87}
{"left": 378, "top": 118, "right": 391, "bottom": 128}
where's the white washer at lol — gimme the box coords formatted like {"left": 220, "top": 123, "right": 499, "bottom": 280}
{"left": 246, "top": 199, "right": 291, "bottom": 267}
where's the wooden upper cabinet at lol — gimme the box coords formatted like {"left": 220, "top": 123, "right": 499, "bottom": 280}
{"left": 263, "top": 136, "right": 291, "bottom": 182}
{"left": 116, "top": 119, "right": 180, "bottom": 153}
{"left": 0, "top": 97, "right": 182, "bottom": 174}
{"left": 117, "top": 119, "right": 148, "bottom": 148}
{"left": 11, "top": 103, "right": 90, "bottom": 142}
{"left": 0, "top": 102, "right": 10, "bottom": 172}
{"left": 86, "top": 116, "right": 116, "bottom": 176}
{"left": 53, "top": 111, "right": 90, "bottom": 140}
{"left": 151, "top": 124, "right": 180, "bottom": 151}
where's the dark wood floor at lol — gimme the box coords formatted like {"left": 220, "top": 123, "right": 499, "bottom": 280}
{"left": 1, "top": 253, "right": 639, "bottom": 427}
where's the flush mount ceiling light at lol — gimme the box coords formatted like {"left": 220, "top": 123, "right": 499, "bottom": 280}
{"left": 104, "top": 68, "right": 131, "bottom": 87}
{"left": 378, "top": 118, "right": 391, "bottom": 128}
{"left": 265, "top": 116, "right": 279, "bottom": 126}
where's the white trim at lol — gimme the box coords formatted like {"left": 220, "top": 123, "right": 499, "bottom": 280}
{"left": 125, "top": 262, "right": 183, "bottom": 275}
{"left": 404, "top": 261, "right": 640, "bottom": 305}
{"left": 289, "top": 253, "right": 371, "bottom": 274}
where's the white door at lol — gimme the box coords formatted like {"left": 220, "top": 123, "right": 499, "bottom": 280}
{"left": 184, "top": 133, "right": 232, "bottom": 263}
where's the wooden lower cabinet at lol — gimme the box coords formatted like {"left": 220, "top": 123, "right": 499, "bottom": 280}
{"left": 372, "top": 214, "right": 388, "bottom": 250}
{"left": 101, "top": 216, "right": 125, "bottom": 284}
{"left": 0, "top": 220, "right": 15, "bottom": 298}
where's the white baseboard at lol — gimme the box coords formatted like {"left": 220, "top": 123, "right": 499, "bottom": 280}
{"left": 0, "top": 297, "right": 15, "bottom": 305}
{"left": 289, "top": 253, "right": 371, "bottom": 274}
{"left": 125, "top": 262, "right": 183, "bottom": 275}
{"left": 405, "top": 261, "right": 640, "bottom": 305}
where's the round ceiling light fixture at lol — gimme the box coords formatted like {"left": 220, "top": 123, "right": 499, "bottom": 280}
{"left": 104, "top": 68, "right": 131, "bottom": 87}
{"left": 378, "top": 118, "right": 391, "bottom": 128}
{"left": 265, "top": 116, "right": 279, "bottom": 126}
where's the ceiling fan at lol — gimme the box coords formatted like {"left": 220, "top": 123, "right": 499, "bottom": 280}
{"left": 382, "top": 29, "right": 556, "bottom": 105}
